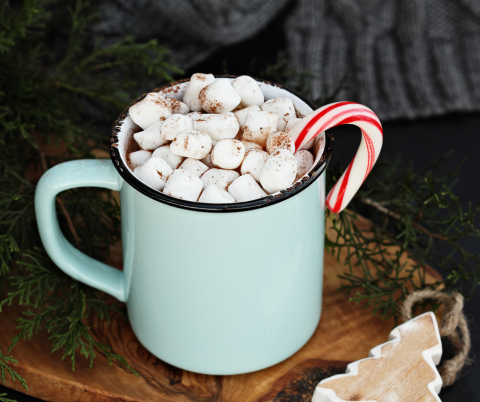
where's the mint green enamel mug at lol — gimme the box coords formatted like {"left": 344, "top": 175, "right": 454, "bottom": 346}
{"left": 35, "top": 77, "right": 333, "bottom": 375}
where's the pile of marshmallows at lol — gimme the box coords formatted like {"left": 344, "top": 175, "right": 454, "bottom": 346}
{"left": 127, "top": 73, "right": 315, "bottom": 203}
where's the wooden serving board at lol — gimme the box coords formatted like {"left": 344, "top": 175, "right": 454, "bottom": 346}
{"left": 0, "top": 215, "right": 442, "bottom": 402}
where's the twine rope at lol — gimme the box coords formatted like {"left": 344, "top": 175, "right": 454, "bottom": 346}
{"left": 401, "top": 289, "right": 471, "bottom": 386}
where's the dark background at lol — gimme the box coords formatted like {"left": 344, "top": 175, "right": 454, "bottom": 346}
{"left": 1, "top": 5, "right": 479, "bottom": 402}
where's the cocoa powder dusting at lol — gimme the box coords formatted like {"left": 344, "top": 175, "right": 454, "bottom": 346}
{"left": 270, "top": 133, "right": 291, "bottom": 151}
{"left": 205, "top": 100, "right": 223, "bottom": 114}
{"left": 199, "top": 87, "right": 223, "bottom": 113}
{"left": 167, "top": 98, "right": 183, "bottom": 114}
{"left": 153, "top": 98, "right": 166, "bottom": 106}
{"left": 162, "top": 84, "right": 181, "bottom": 95}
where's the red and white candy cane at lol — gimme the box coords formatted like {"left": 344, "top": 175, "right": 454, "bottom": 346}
{"left": 288, "top": 101, "right": 383, "bottom": 213}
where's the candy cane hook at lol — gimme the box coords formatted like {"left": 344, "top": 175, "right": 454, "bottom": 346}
{"left": 288, "top": 102, "right": 383, "bottom": 213}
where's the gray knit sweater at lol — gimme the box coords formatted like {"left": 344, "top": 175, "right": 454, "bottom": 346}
{"left": 95, "top": 0, "right": 480, "bottom": 120}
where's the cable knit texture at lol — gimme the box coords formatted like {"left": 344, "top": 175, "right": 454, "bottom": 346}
{"left": 95, "top": 0, "right": 480, "bottom": 120}
{"left": 286, "top": 0, "right": 480, "bottom": 119}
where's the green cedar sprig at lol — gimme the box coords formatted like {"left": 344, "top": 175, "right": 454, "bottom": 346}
{"left": 1, "top": 249, "right": 137, "bottom": 374}
{"left": 0, "top": 0, "right": 180, "bottom": 377}
{"left": 0, "top": 394, "right": 17, "bottom": 402}
{"left": 325, "top": 154, "right": 480, "bottom": 324}
{"left": 0, "top": 343, "right": 28, "bottom": 393}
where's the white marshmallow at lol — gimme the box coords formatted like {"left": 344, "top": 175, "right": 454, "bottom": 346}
{"left": 266, "top": 131, "right": 295, "bottom": 154}
{"left": 243, "top": 111, "right": 278, "bottom": 147}
{"left": 129, "top": 92, "right": 172, "bottom": 129}
{"left": 128, "top": 150, "right": 151, "bottom": 169}
{"left": 201, "top": 152, "right": 215, "bottom": 168}
{"left": 170, "top": 130, "right": 212, "bottom": 159}
{"left": 240, "top": 138, "right": 263, "bottom": 152}
{"left": 133, "top": 157, "right": 173, "bottom": 191}
{"left": 228, "top": 174, "right": 267, "bottom": 202}
{"left": 295, "top": 150, "right": 315, "bottom": 180}
{"left": 234, "top": 105, "right": 261, "bottom": 131}
{"left": 193, "top": 113, "right": 240, "bottom": 142}
{"left": 200, "top": 168, "right": 239, "bottom": 190}
{"left": 163, "top": 169, "right": 203, "bottom": 201}
{"left": 259, "top": 149, "right": 298, "bottom": 193}
{"left": 188, "top": 111, "right": 204, "bottom": 121}
{"left": 240, "top": 150, "right": 269, "bottom": 182}
{"left": 179, "top": 158, "right": 209, "bottom": 177}
{"left": 211, "top": 139, "right": 245, "bottom": 169}
{"left": 199, "top": 79, "right": 241, "bottom": 114}
{"left": 165, "top": 97, "right": 190, "bottom": 115}
{"left": 133, "top": 121, "right": 170, "bottom": 151}
{"left": 183, "top": 73, "right": 216, "bottom": 112}
{"left": 152, "top": 145, "right": 185, "bottom": 169}
{"left": 160, "top": 114, "right": 193, "bottom": 141}
{"left": 231, "top": 76, "right": 264, "bottom": 107}
{"left": 198, "top": 184, "right": 235, "bottom": 204}
{"left": 261, "top": 97, "right": 296, "bottom": 131}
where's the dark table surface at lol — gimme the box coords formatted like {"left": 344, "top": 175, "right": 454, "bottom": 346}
{"left": 2, "top": 5, "right": 479, "bottom": 399}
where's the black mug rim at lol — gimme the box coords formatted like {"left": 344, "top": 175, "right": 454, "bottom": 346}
{"left": 110, "top": 75, "right": 332, "bottom": 213}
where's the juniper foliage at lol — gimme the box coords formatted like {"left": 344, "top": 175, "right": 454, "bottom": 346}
{"left": 0, "top": 0, "right": 180, "bottom": 390}
{"left": 325, "top": 154, "right": 480, "bottom": 324}
{"left": 0, "top": 394, "right": 18, "bottom": 402}
{"left": 0, "top": 345, "right": 27, "bottom": 391}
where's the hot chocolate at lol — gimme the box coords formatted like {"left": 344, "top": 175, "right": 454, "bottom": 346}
{"left": 126, "top": 74, "right": 316, "bottom": 204}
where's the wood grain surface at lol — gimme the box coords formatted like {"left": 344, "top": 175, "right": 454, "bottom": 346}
{"left": 0, "top": 215, "right": 442, "bottom": 402}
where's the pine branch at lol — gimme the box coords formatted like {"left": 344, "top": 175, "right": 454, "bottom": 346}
{"left": 326, "top": 155, "right": 480, "bottom": 324}
{"left": 0, "top": 0, "right": 49, "bottom": 54}
{"left": 0, "top": 0, "right": 179, "bottom": 373}
{"left": 0, "top": 393, "right": 18, "bottom": 402}
{"left": 0, "top": 344, "right": 28, "bottom": 392}
{"left": 358, "top": 197, "right": 466, "bottom": 252}
{"left": 1, "top": 249, "right": 135, "bottom": 374}
{"left": 0, "top": 236, "right": 19, "bottom": 276}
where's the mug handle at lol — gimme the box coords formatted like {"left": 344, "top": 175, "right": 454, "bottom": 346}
{"left": 35, "top": 159, "right": 126, "bottom": 302}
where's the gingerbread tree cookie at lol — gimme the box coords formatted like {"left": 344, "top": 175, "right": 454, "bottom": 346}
{"left": 313, "top": 312, "right": 443, "bottom": 402}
